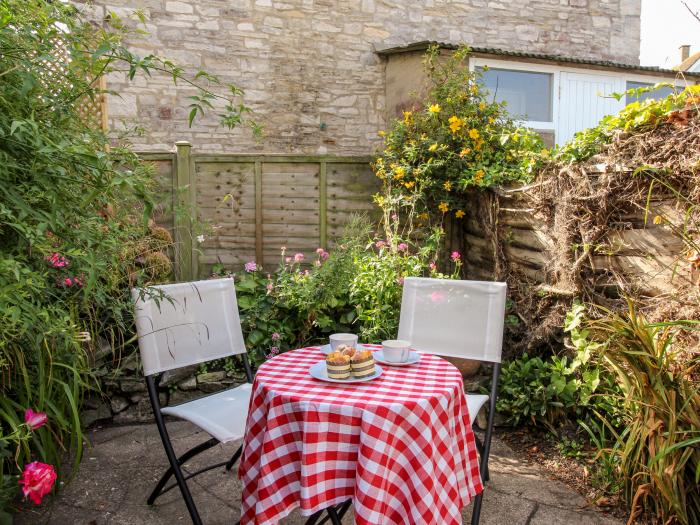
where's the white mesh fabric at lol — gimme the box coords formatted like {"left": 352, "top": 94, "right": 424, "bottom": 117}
{"left": 131, "top": 278, "right": 247, "bottom": 376}
{"left": 397, "top": 277, "right": 507, "bottom": 363}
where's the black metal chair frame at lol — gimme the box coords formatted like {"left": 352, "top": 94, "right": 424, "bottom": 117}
{"left": 146, "top": 352, "right": 255, "bottom": 525}
{"left": 469, "top": 362, "right": 501, "bottom": 525}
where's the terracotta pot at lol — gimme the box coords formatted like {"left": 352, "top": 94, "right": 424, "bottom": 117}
{"left": 443, "top": 356, "right": 481, "bottom": 377}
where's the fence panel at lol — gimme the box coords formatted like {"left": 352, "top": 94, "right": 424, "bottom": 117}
{"left": 144, "top": 144, "right": 378, "bottom": 279}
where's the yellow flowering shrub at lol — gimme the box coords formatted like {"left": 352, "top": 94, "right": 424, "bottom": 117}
{"left": 372, "top": 45, "right": 546, "bottom": 227}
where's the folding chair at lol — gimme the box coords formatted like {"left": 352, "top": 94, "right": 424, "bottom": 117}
{"left": 131, "top": 277, "right": 254, "bottom": 525}
{"left": 397, "top": 277, "right": 507, "bottom": 525}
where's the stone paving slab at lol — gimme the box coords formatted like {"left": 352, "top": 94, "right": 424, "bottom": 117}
{"left": 15, "top": 421, "right": 622, "bottom": 524}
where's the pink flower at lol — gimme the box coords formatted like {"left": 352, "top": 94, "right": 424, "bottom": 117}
{"left": 429, "top": 262, "right": 437, "bottom": 271}
{"left": 63, "top": 277, "right": 73, "bottom": 287}
{"left": 430, "top": 291, "right": 446, "bottom": 303}
{"left": 18, "top": 462, "right": 57, "bottom": 505}
{"left": 397, "top": 243, "right": 408, "bottom": 252}
{"left": 271, "top": 332, "right": 281, "bottom": 341}
{"left": 316, "top": 248, "right": 329, "bottom": 260}
{"left": 266, "top": 282, "right": 274, "bottom": 292}
{"left": 294, "top": 253, "right": 304, "bottom": 263}
{"left": 451, "top": 251, "right": 461, "bottom": 262}
{"left": 285, "top": 257, "right": 292, "bottom": 264}
{"left": 24, "top": 409, "right": 47, "bottom": 431}
{"left": 45, "top": 253, "right": 68, "bottom": 268}
{"left": 244, "top": 261, "right": 258, "bottom": 272}
{"left": 265, "top": 346, "right": 280, "bottom": 359}
{"left": 396, "top": 277, "right": 405, "bottom": 285}
{"left": 391, "top": 214, "right": 399, "bottom": 221}
{"left": 375, "top": 240, "right": 386, "bottom": 249}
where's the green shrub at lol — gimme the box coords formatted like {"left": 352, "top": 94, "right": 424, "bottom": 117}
{"left": 218, "top": 217, "right": 460, "bottom": 364}
{"left": 0, "top": 0, "right": 253, "bottom": 516}
{"left": 496, "top": 303, "right": 623, "bottom": 433}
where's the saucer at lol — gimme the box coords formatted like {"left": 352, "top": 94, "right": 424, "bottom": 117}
{"left": 373, "top": 350, "right": 421, "bottom": 366}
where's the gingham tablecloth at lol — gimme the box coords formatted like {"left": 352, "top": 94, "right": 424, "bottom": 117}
{"left": 238, "top": 345, "right": 483, "bottom": 525}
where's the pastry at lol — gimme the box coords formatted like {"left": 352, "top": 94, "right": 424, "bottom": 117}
{"left": 326, "top": 351, "right": 351, "bottom": 379}
{"left": 351, "top": 350, "right": 375, "bottom": 379}
{"left": 337, "top": 344, "right": 356, "bottom": 359}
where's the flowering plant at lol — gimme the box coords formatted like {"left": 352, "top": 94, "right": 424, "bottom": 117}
{"left": 373, "top": 45, "right": 545, "bottom": 234}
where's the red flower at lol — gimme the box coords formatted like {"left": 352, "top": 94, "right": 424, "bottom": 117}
{"left": 24, "top": 409, "right": 48, "bottom": 430}
{"left": 18, "top": 462, "right": 57, "bottom": 505}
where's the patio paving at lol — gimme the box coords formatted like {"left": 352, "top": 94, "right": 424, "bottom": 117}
{"left": 16, "top": 421, "right": 622, "bottom": 525}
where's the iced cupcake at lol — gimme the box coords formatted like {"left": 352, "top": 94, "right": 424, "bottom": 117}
{"left": 326, "top": 351, "right": 351, "bottom": 380}
{"left": 351, "top": 350, "right": 375, "bottom": 379}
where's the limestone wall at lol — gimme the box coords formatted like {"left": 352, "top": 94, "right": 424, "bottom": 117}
{"left": 80, "top": 0, "right": 641, "bottom": 155}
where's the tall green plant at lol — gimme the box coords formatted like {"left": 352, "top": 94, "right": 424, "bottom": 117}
{"left": 0, "top": 0, "right": 254, "bottom": 516}
{"left": 588, "top": 302, "right": 700, "bottom": 525}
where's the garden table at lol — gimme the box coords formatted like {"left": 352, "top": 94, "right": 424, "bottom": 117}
{"left": 238, "top": 345, "right": 483, "bottom": 525}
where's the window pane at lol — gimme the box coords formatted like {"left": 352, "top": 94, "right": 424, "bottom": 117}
{"left": 478, "top": 67, "right": 553, "bottom": 122}
{"left": 626, "top": 81, "right": 675, "bottom": 104}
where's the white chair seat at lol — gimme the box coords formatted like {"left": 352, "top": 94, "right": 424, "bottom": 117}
{"left": 161, "top": 383, "right": 252, "bottom": 443}
{"left": 467, "top": 394, "right": 489, "bottom": 426}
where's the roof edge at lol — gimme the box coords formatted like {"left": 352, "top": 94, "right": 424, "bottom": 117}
{"left": 375, "top": 42, "right": 700, "bottom": 78}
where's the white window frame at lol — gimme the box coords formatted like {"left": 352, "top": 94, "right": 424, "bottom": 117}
{"left": 471, "top": 57, "right": 689, "bottom": 145}
{"left": 470, "top": 57, "right": 559, "bottom": 133}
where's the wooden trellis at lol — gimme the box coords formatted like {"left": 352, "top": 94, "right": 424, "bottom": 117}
{"left": 38, "top": 35, "right": 108, "bottom": 131}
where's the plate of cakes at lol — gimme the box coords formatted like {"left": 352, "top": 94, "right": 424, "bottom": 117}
{"left": 309, "top": 345, "right": 383, "bottom": 383}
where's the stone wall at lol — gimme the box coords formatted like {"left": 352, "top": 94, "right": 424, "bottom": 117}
{"left": 79, "top": 0, "right": 641, "bottom": 155}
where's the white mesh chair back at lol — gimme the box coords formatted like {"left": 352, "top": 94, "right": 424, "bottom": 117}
{"left": 397, "top": 277, "right": 507, "bottom": 363}
{"left": 132, "top": 278, "right": 247, "bottom": 376}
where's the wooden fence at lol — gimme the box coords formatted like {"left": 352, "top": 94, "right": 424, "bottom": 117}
{"left": 461, "top": 178, "right": 694, "bottom": 296}
{"left": 140, "top": 143, "right": 378, "bottom": 280}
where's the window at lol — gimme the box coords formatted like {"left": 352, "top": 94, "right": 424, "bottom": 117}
{"left": 477, "top": 67, "right": 553, "bottom": 123}
{"left": 625, "top": 81, "right": 676, "bottom": 104}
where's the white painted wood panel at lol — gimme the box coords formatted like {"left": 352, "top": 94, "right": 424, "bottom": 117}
{"left": 557, "top": 72, "right": 625, "bottom": 144}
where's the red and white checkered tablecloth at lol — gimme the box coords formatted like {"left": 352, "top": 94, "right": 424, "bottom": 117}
{"left": 238, "top": 345, "right": 483, "bottom": 525}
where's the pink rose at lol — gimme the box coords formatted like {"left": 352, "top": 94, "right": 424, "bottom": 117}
{"left": 244, "top": 261, "right": 258, "bottom": 272}
{"left": 24, "top": 409, "right": 48, "bottom": 431}
{"left": 294, "top": 253, "right": 304, "bottom": 263}
{"left": 397, "top": 243, "right": 408, "bottom": 252}
{"left": 18, "top": 462, "right": 57, "bottom": 505}
{"left": 451, "top": 251, "right": 461, "bottom": 262}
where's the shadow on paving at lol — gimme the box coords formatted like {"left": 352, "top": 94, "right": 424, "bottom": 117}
{"left": 15, "top": 421, "right": 622, "bottom": 525}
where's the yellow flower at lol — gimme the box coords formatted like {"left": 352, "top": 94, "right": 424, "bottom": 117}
{"left": 479, "top": 102, "right": 486, "bottom": 111}
{"left": 474, "top": 169, "right": 485, "bottom": 183}
{"left": 418, "top": 212, "right": 429, "bottom": 220}
{"left": 455, "top": 210, "right": 466, "bottom": 219}
{"left": 443, "top": 181, "right": 452, "bottom": 191}
{"left": 428, "top": 104, "right": 441, "bottom": 114}
{"left": 474, "top": 138, "right": 484, "bottom": 150}
{"left": 438, "top": 202, "right": 449, "bottom": 213}
{"left": 653, "top": 215, "right": 663, "bottom": 225}
{"left": 404, "top": 180, "right": 415, "bottom": 189}
{"left": 540, "top": 148, "right": 550, "bottom": 157}
{"left": 469, "top": 128, "right": 480, "bottom": 140}
{"left": 459, "top": 148, "right": 471, "bottom": 157}
{"left": 448, "top": 115, "right": 463, "bottom": 133}
{"left": 378, "top": 130, "right": 386, "bottom": 137}
{"left": 470, "top": 84, "right": 478, "bottom": 94}
{"left": 403, "top": 111, "right": 413, "bottom": 124}
{"left": 428, "top": 143, "right": 438, "bottom": 152}
{"left": 488, "top": 117, "right": 495, "bottom": 124}
{"left": 393, "top": 166, "right": 406, "bottom": 179}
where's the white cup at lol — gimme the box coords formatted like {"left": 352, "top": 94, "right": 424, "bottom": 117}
{"left": 381, "top": 340, "right": 411, "bottom": 363}
{"left": 329, "top": 333, "right": 358, "bottom": 351}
